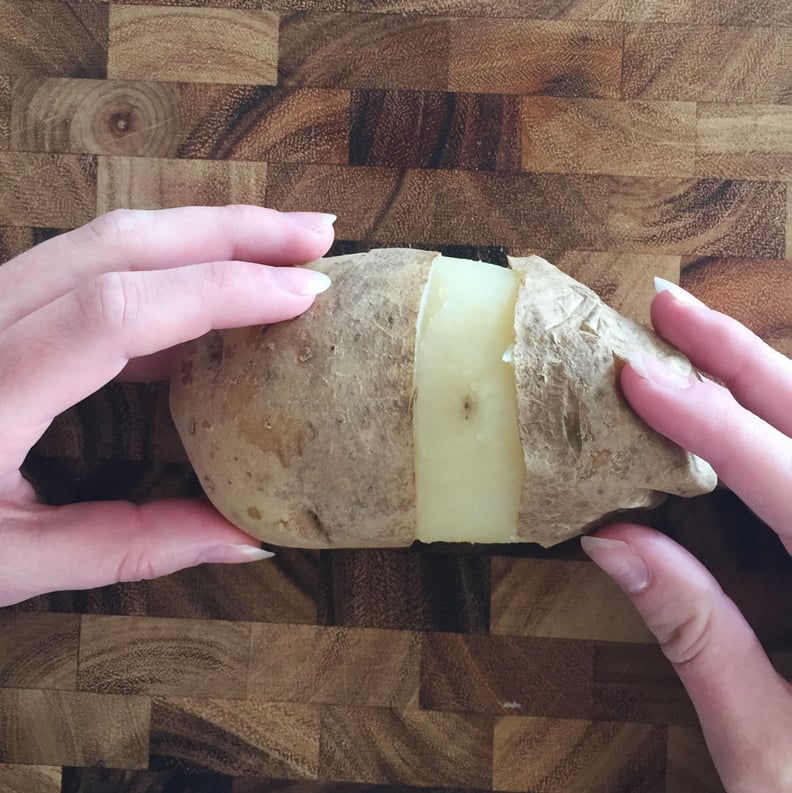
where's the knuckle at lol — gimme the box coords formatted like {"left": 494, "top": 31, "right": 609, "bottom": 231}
{"left": 115, "top": 549, "right": 161, "bottom": 583}
{"left": 86, "top": 208, "right": 143, "bottom": 247}
{"left": 76, "top": 272, "right": 138, "bottom": 336}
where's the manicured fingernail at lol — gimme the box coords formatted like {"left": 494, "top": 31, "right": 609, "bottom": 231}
{"left": 581, "top": 536, "right": 651, "bottom": 595}
{"left": 626, "top": 353, "right": 694, "bottom": 390}
{"left": 285, "top": 211, "right": 337, "bottom": 232}
{"left": 654, "top": 277, "right": 706, "bottom": 308}
{"left": 269, "top": 266, "right": 332, "bottom": 296}
{"left": 200, "top": 544, "right": 274, "bottom": 564}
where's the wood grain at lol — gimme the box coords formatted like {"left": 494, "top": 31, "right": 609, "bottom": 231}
{"left": 0, "top": 76, "right": 9, "bottom": 151}
{"left": 0, "top": 764, "right": 60, "bottom": 793}
{"left": 0, "top": 153, "right": 96, "bottom": 227}
{"left": 108, "top": 7, "right": 278, "bottom": 85}
{"left": 97, "top": 156, "right": 267, "bottom": 211}
{"left": 0, "top": 689, "right": 149, "bottom": 767}
{"left": 521, "top": 97, "right": 696, "bottom": 177}
{"left": 493, "top": 716, "right": 666, "bottom": 793}
{"left": 491, "top": 558, "right": 655, "bottom": 643}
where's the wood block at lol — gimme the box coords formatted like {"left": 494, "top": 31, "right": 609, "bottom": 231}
{"left": 279, "top": 13, "right": 450, "bottom": 91}
{"left": 97, "top": 156, "right": 267, "bottom": 212}
{"left": 0, "top": 227, "right": 40, "bottom": 264}
{"left": 78, "top": 615, "right": 249, "bottom": 698}
{"left": 61, "top": 768, "right": 235, "bottom": 793}
{"left": 593, "top": 643, "right": 697, "bottom": 726}
{"left": 0, "top": 612, "right": 79, "bottom": 689}
{"left": 267, "top": 164, "right": 785, "bottom": 257}
{"left": 698, "top": 104, "right": 792, "bottom": 181}
{"left": 0, "top": 764, "right": 60, "bottom": 793}
{"left": 318, "top": 548, "right": 489, "bottom": 632}
{"left": 151, "top": 699, "right": 319, "bottom": 778}
{"left": 0, "top": 76, "right": 8, "bottom": 151}
{"left": 666, "top": 726, "right": 725, "bottom": 793}
{"left": 680, "top": 256, "right": 792, "bottom": 355}
{"left": 522, "top": 250, "right": 682, "bottom": 326}
{"left": 491, "top": 558, "right": 655, "bottom": 643}
{"left": 0, "top": 1, "right": 107, "bottom": 79}
{"left": 319, "top": 706, "right": 493, "bottom": 787}
{"left": 521, "top": 97, "right": 696, "bottom": 177}
{"left": 0, "top": 153, "right": 96, "bottom": 228}
{"left": 493, "top": 715, "right": 666, "bottom": 792}
{"left": 623, "top": 25, "right": 792, "bottom": 103}
{"left": 146, "top": 547, "right": 320, "bottom": 623}
{"left": 421, "top": 633, "right": 594, "bottom": 718}
{"left": 12, "top": 78, "right": 348, "bottom": 164}
{"left": 0, "top": 689, "right": 149, "bottom": 767}
{"left": 108, "top": 7, "right": 278, "bottom": 85}
{"left": 350, "top": 90, "right": 521, "bottom": 171}
{"left": 248, "top": 625, "right": 421, "bottom": 707}
{"left": 449, "top": 20, "right": 622, "bottom": 96}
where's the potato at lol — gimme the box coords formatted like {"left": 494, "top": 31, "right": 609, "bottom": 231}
{"left": 170, "top": 249, "right": 716, "bottom": 548}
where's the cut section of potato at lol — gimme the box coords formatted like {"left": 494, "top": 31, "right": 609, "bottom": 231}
{"left": 413, "top": 256, "right": 524, "bottom": 543}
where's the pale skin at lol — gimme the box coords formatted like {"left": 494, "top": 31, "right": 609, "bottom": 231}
{"left": 0, "top": 205, "right": 335, "bottom": 606}
{"left": 1, "top": 207, "right": 789, "bottom": 790}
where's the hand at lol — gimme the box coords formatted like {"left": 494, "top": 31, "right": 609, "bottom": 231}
{"left": 582, "top": 280, "right": 792, "bottom": 793}
{"left": 0, "top": 205, "right": 335, "bottom": 607}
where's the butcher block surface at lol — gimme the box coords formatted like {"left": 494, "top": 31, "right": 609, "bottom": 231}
{"left": 2, "top": 2, "right": 792, "bottom": 792}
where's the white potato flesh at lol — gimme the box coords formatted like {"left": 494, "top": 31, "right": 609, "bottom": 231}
{"left": 413, "top": 256, "right": 525, "bottom": 543}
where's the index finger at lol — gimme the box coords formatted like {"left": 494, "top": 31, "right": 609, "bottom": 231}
{"left": 0, "top": 205, "right": 336, "bottom": 331}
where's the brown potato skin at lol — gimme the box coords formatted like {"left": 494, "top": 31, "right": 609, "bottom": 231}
{"left": 169, "top": 249, "right": 438, "bottom": 548}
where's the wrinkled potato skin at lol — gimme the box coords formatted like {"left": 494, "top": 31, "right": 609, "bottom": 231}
{"left": 170, "top": 249, "right": 438, "bottom": 548}
{"left": 510, "top": 256, "right": 716, "bottom": 546}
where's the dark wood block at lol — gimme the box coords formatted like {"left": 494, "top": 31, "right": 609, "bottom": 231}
{"left": 248, "top": 625, "right": 421, "bottom": 707}
{"left": 0, "top": 764, "right": 60, "bottom": 793}
{"left": 624, "top": 24, "right": 792, "bottom": 103}
{"left": 0, "top": 689, "right": 149, "bottom": 767}
{"left": 319, "top": 706, "right": 493, "bottom": 787}
{"left": 449, "top": 19, "right": 622, "bottom": 96}
{"left": 318, "top": 547, "right": 488, "bottom": 632}
{"left": 61, "top": 768, "right": 234, "bottom": 793}
{"left": 278, "top": 13, "right": 450, "bottom": 91}
{"left": 109, "top": 7, "right": 278, "bottom": 85}
{"left": 521, "top": 97, "right": 696, "bottom": 177}
{"left": 493, "top": 716, "right": 666, "bottom": 792}
{"left": 97, "top": 156, "right": 267, "bottom": 213}
{"left": 151, "top": 699, "right": 320, "bottom": 778}
{"left": 592, "top": 643, "right": 698, "bottom": 726}
{"left": 0, "top": 153, "right": 96, "bottom": 228}
{"left": 78, "top": 615, "right": 250, "bottom": 697}
{"left": 12, "top": 78, "right": 348, "bottom": 164}
{"left": 681, "top": 256, "right": 792, "bottom": 356}
{"left": 146, "top": 548, "right": 320, "bottom": 623}
{"left": 267, "top": 164, "right": 786, "bottom": 256}
{"left": 350, "top": 90, "right": 521, "bottom": 171}
{"left": 0, "top": 1, "right": 107, "bottom": 79}
{"left": 0, "top": 612, "right": 79, "bottom": 689}
{"left": 421, "top": 633, "right": 594, "bottom": 717}
{"left": 666, "top": 726, "right": 726, "bottom": 793}
{"left": 491, "top": 558, "right": 654, "bottom": 643}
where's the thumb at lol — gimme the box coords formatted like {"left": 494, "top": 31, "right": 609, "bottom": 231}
{"left": 0, "top": 498, "right": 273, "bottom": 607}
{"left": 582, "top": 524, "right": 792, "bottom": 793}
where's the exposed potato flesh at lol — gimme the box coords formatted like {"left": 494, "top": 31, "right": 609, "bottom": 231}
{"left": 414, "top": 256, "right": 524, "bottom": 543}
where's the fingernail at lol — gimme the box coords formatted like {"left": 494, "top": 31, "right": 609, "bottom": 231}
{"left": 626, "top": 353, "right": 694, "bottom": 390}
{"left": 654, "top": 277, "right": 706, "bottom": 308}
{"left": 285, "top": 211, "right": 337, "bottom": 233}
{"left": 581, "top": 536, "right": 651, "bottom": 595}
{"left": 269, "top": 266, "right": 332, "bottom": 296}
{"left": 200, "top": 544, "right": 274, "bottom": 564}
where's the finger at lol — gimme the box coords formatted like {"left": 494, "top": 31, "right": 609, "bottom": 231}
{"left": 0, "top": 205, "right": 336, "bottom": 330}
{"left": 650, "top": 281, "right": 792, "bottom": 438}
{"left": 621, "top": 357, "right": 792, "bottom": 547}
{"left": 0, "top": 499, "right": 273, "bottom": 607}
{"left": 583, "top": 526, "right": 792, "bottom": 793}
{"left": 0, "top": 262, "right": 330, "bottom": 472}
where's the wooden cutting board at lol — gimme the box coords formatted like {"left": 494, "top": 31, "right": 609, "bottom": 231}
{"left": 3, "top": 2, "right": 792, "bottom": 792}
